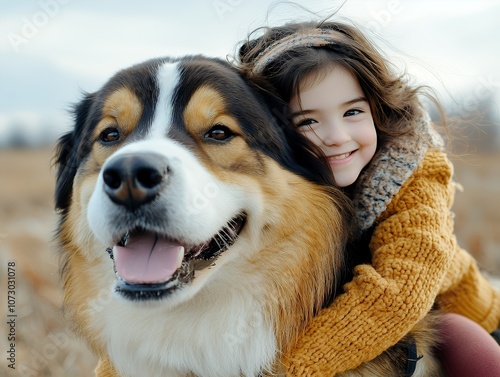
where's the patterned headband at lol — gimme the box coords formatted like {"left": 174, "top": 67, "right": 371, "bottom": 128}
{"left": 251, "top": 28, "right": 340, "bottom": 74}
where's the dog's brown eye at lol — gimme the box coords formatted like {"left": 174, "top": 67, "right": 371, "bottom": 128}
{"left": 205, "top": 125, "right": 234, "bottom": 142}
{"left": 99, "top": 127, "right": 120, "bottom": 144}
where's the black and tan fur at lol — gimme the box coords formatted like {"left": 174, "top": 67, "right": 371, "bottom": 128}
{"left": 54, "top": 56, "right": 442, "bottom": 376}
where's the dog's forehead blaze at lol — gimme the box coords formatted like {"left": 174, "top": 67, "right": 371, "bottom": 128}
{"left": 92, "top": 87, "right": 143, "bottom": 140}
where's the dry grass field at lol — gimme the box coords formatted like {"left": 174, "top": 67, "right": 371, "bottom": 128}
{"left": 0, "top": 147, "right": 499, "bottom": 377}
{"left": 0, "top": 148, "right": 96, "bottom": 377}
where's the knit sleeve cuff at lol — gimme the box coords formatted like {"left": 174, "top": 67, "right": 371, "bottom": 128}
{"left": 439, "top": 261, "right": 500, "bottom": 332}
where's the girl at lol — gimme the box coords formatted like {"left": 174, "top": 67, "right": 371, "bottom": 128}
{"left": 238, "top": 20, "right": 500, "bottom": 376}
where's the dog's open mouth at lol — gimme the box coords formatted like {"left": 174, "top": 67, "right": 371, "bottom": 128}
{"left": 111, "top": 213, "right": 246, "bottom": 300}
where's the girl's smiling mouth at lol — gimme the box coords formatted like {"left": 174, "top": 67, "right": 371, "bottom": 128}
{"left": 328, "top": 151, "right": 355, "bottom": 160}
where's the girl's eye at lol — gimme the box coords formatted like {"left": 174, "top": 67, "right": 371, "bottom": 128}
{"left": 344, "top": 109, "right": 362, "bottom": 117}
{"left": 98, "top": 127, "right": 121, "bottom": 144}
{"left": 205, "top": 124, "right": 234, "bottom": 141}
{"left": 295, "top": 118, "right": 318, "bottom": 129}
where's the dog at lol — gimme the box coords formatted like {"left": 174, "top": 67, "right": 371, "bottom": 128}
{"left": 54, "top": 56, "right": 442, "bottom": 376}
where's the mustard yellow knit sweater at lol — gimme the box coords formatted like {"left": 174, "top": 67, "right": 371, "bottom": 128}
{"left": 283, "top": 119, "right": 500, "bottom": 376}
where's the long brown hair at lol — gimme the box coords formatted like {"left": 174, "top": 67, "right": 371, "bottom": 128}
{"left": 237, "top": 20, "right": 445, "bottom": 150}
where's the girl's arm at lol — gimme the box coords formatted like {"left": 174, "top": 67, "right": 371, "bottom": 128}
{"left": 283, "top": 150, "right": 455, "bottom": 375}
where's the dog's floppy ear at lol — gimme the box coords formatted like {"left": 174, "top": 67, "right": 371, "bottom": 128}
{"left": 54, "top": 92, "right": 96, "bottom": 212}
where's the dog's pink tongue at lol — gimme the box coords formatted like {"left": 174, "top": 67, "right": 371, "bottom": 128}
{"left": 114, "top": 232, "right": 184, "bottom": 284}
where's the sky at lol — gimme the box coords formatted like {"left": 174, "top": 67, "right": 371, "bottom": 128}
{"left": 1, "top": 0, "right": 499, "bottom": 146}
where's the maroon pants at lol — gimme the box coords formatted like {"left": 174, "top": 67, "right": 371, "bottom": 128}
{"left": 437, "top": 313, "right": 500, "bottom": 376}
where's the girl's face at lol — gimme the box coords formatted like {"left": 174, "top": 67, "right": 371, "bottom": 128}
{"left": 290, "top": 66, "right": 377, "bottom": 187}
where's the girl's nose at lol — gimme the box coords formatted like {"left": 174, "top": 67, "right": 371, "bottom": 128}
{"left": 320, "top": 121, "right": 351, "bottom": 147}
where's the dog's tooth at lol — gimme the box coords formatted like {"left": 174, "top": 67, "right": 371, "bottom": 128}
{"left": 177, "top": 247, "right": 185, "bottom": 269}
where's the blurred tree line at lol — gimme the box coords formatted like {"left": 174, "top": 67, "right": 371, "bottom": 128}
{"left": 429, "top": 91, "right": 500, "bottom": 155}
{"left": 1, "top": 89, "right": 499, "bottom": 151}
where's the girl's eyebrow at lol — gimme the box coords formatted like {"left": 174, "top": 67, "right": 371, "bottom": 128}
{"left": 291, "top": 96, "right": 368, "bottom": 118}
{"left": 290, "top": 109, "right": 313, "bottom": 117}
{"left": 344, "top": 96, "right": 368, "bottom": 106}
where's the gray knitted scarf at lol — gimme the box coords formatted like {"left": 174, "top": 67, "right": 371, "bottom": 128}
{"left": 353, "top": 113, "right": 443, "bottom": 231}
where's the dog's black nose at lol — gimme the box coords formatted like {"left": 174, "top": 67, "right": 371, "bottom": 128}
{"left": 102, "top": 153, "right": 168, "bottom": 210}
